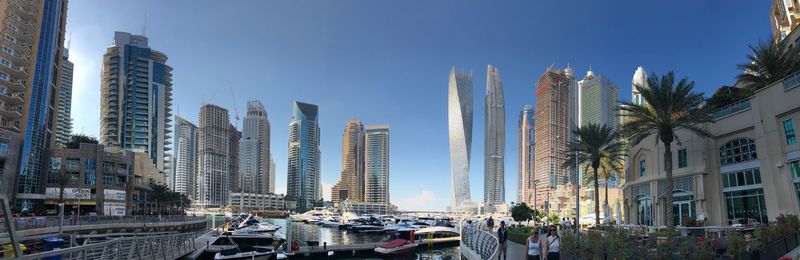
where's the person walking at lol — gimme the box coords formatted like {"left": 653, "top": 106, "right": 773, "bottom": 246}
{"left": 487, "top": 216, "right": 494, "bottom": 231}
{"left": 544, "top": 226, "right": 561, "bottom": 260}
{"left": 525, "top": 227, "right": 543, "bottom": 260}
{"left": 496, "top": 220, "right": 508, "bottom": 260}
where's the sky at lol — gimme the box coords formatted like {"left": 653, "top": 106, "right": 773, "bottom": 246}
{"left": 66, "top": 1, "right": 771, "bottom": 211}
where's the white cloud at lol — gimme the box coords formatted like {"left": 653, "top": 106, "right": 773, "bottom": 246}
{"left": 397, "top": 190, "right": 446, "bottom": 211}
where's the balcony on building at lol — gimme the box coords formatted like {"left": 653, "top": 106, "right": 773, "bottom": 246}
{"left": 0, "top": 104, "right": 21, "bottom": 119}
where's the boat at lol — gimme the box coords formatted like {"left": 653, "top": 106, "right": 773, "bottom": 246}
{"left": 374, "top": 239, "right": 418, "bottom": 257}
{"left": 214, "top": 245, "right": 274, "bottom": 260}
{"left": 210, "top": 233, "right": 275, "bottom": 249}
{"left": 233, "top": 223, "right": 280, "bottom": 235}
{"left": 349, "top": 217, "right": 385, "bottom": 233}
{"left": 412, "top": 226, "right": 460, "bottom": 240}
{"left": 288, "top": 207, "right": 327, "bottom": 223}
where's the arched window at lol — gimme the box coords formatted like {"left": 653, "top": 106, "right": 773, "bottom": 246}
{"left": 719, "top": 138, "right": 757, "bottom": 166}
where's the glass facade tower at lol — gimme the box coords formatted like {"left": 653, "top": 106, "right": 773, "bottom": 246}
{"left": 448, "top": 67, "right": 473, "bottom": 210}
{"left": 287, "top": 101, "right": 320, "bottom": 212}
{"left": 484, "top": 65, "right": 505, "bottom": 212}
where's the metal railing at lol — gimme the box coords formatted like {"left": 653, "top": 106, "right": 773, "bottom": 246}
{"left": 460, "top": 218, "right": 499, "bottom": 260}
{"left": 712, "top": 99, "right": 751, "bottom": 119}
{"left": 782, "top": 71, "right": 800, "bottom": 91}
{"left": 0, "top": 215, "right": 205, "bottom": 232}
{"left": 12, "top": 232, "right": 197, "bottom": 260}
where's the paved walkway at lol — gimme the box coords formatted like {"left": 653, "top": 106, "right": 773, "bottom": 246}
{"left": 484, "top": 226, "right": 528, "bottom": 260}
{"left": 784, "top": 244, "right": 800, "bottom": 259}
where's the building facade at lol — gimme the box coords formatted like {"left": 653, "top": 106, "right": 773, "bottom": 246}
{"left": 332, "top": 120, "right": 365, "bottom": 207}
{"left": 771, "top": 0, "right": 800, "bottom": 43}
{"left": 230, "top": 192, "right": 285, "bottom": 212}
{"left": 517, "top": 105, "right": 535, "bottom": 206}
{"left": 484, "top": 65, "right": 505, "bottom": 212}
{"left": 197, "top": 104, "right": 230, "bottom": 208}
{"left": 172, "top": 116, "right": 197, "bottom": 198}
{"left": 287, "top": 101, "right": 320, "bottom": 212}
{"left": 578, "top": 68, "right": 620, "bottom": 190}
{"left": 448, "top": 67, "right": 473, "bottom": 210}
{"left": 623, "top": 74, "right": 800, "bottom": 226}
{"left": 365, "top": 125, "right": 389, "bottom": 204}
{"left": 54, "top": 48, "right": 73, "bottom": 147}
{"left": 44, "top": 143, "right": 131, "bottom": 216}
{"left": 228, "top": 123, "right": 240, "bottom": 193}
{"left": 239, "top": 100, "right": 270, "bottom": 194}
{"left": 533, "top": 67, "right": 573, "bottom": 209}
{"left": 13, "top": 0, "right": 68, "bottom": 211}
{"left": 99, "top": 32, "right": 173, "bottom": 175}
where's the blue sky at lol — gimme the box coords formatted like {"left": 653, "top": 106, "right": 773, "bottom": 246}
{"left": 67, "top": 1, "right": 770, "bottom": 211}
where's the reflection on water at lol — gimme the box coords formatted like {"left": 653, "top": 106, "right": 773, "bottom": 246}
{"left": 265, "top": 218, "right": 459, "bottom": 259}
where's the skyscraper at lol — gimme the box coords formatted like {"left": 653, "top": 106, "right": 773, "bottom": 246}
{"left": 448, "top": 67, "right": 473, "bottom": 210}
{"left": 365, "top": 125, "right": 389, "bottom": 204}
{"left": 578, "top": 68, "right": 618, "bottom": 129}
{"left": 332, "top": 120, "right": 365, "bottom": 207}
{"left": 172, "top": 116, "right": 198, "bottom": 198}
{"left": 484, "top": 65, "right": 505, "bottom": 212}
{"left": 13, "top": 0, "right": 68, "bottom": 210}
{"left": 239, "top": 100, "right": 270, "bottom": 194}
{"left": 631, "top": 66, "right": 648, "bottom": 106}
{"left": 229, "top": 123, "right": 241, "bottom": 193}
{"left": 578, "top": 68, "right": 619, "bottom": 189}
{"left": 533, "top": 67, "right": 572, "bottom": 209}
{"left": 100, "top": 32, "right": 173, "bottom": 173}
{"left": 518, "top": 105, "right": 535, "bottom": 206}
{"left": 269, "top": 154, "right": 275, "bottom": 193}
{"left": 287, "top": 101, "right": 320, "bottom": 211}
{"left": 55, "top": 48, "right": 73, "bottom": 148}
{"left": 197, "top": 104, "right": 230, "bottom": 208}
{"left": 771, "top": 0, "right": 800, "bottom": 42}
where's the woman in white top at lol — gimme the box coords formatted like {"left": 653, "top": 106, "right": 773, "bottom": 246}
{"left": 545, "top": 226, "right": 561, "bottom": 260}
{"left": 524, "top": 227, "right": 543, "bottom": 260}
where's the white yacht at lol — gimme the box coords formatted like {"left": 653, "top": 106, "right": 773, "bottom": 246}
{"left": 288, "top": 207, "right": 327, "bottom": 223}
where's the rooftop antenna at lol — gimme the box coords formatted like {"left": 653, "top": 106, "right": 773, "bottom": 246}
{"left": 230, "top": 86, "right": 240, "bottom": 129}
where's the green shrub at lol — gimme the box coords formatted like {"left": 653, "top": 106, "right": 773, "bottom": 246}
{"left": 652, "top": 230, "right": 680, "bottom": 237}
{"left": 777, "top": 214, "right": 800, "bottom": 233}
{"left": 726, "top": 233, "right": 746, "bottom": 256}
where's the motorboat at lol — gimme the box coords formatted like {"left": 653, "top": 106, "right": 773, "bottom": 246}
{"left": 412, "top": 226, "right": 460, "bottom": 240}
{"left": 214, "top": 245, "right": 274, "bottom": 260}
{"left": 289, "top": 207, "right": 327, "bottom": 223}
{"left": 317, "top": 211, "right": 344, "bottom": 227}
{"left": 234, "top": 222, "right": 280, "bottom": 234}
{"left": 374, "top": 239, "right": 418, "bottom": 257}
{"left": 349, "top": 217, "right": 385, "bottom": 233}
{"left": 210, "top": 233, "right": 275, "bottom": 249}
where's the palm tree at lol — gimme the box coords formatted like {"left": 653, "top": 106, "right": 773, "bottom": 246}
{"left": 619, "top": 71, "right": 712, "bottom": 229}
{"left": 65, "top": 133, "right": 99, "bottom": 149}
{"left": 564, "top": 123, "right": 623, "bottom": 226}
{"left": 736, "top": 40, "right": 800, "bottom": 91}
{"left": 56, "top": 172, "right": 70, "bottom": 234}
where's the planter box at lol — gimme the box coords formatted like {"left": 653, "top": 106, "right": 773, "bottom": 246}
{"left": 787, "top": 233, "right": 798, "bottom": 253}
{"left": 758, "top": 238, "right": 788, "bottom": 260}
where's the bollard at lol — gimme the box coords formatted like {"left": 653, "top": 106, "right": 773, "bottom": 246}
{"left": 323, "top": 242, "right": 327, "bottom": 250}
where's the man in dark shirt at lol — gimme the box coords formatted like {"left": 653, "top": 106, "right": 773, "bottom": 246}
{"left": 497, "top": 220, "right": 508, "bottom": 260}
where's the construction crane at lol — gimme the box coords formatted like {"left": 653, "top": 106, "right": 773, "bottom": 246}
{"left": 229, "top": 86, "right": 240, "bottom": 128}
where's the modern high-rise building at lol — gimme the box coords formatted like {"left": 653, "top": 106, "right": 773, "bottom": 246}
{"left": 229, "top": 123, "right": 241, "bottom": 193}
{"left": 239, "top": 100, "right": 270, "bottom": 194}
{"left": 578, "top": 68, "right": 618, "bottom": 129}
{"left": 533, "top": 67, "right": 572, "bottom": 209}
{"left": 172, "top": 116, "right": 198, "bottom": 198}
{"left": 332, "top": 120, "right": 365, "bottom": 207}
{"left": 518, "top": 105, "right": 535, "bottom": 206}
{"left": 631, "top": 66, "right": 648, "bottom": 106}
{"left": 54, "top": 48, "right": 73, "bottom": 147}
{"left": 448, "top": 67, "right": 473, "bottom": 210}
{"left": 578, "top": 68, "right": 620, "bottom": 190}
{"left": 100, "top": 32, "right": 173, "bottom": 174}
{"left": 484, "top": 65, "right": 505, "bottom": 212}
{"left": 12, "top": 0, "right": 68, "bottom": 210}
{"left": 565, "top": 66, "right": 579, "bottom": 185}
{"left": 269, "top": 154, "right": 275, "bottom": 193}
{"left": 197, "top": 104, "right": 230, "bottom": 208}
{"left": 365, "top": 125, "right": 389, "bottom": 205}
{"left": 771, "top": 0, "right": 800, "bottom": 43}
{"left": 287, "top": 101, "right": 320, "bottom": 211}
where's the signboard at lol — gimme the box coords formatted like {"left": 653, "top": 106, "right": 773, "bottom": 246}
{"left": 104, "top": 189, "right": 126, "bottom": 201}
{"left": 45, "top": 188, "right": 91, "bottom": 200}
{"left": 103, "top": 202, "right": 126, "bottom": 216}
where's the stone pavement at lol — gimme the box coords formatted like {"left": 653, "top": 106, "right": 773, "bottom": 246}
{"left": 485, "top": 226, "right": 528, "bottom": 260}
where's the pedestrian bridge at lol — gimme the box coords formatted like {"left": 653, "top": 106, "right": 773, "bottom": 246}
{"left": 459, "top": 219, "right": 499, "bottom": 260}
{"left": 15, "top": 232, "right": 197, "bottom": 260}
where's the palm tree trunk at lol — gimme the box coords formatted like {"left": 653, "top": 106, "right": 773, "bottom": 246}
{"left": 604, "top": 177, "right": 609, "bottom": 222}
{"left": 594, "top": 166, "right": 600, "bottom": 226}
{"left": 663, "top": 141, "right": 675, "bottom": 229}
